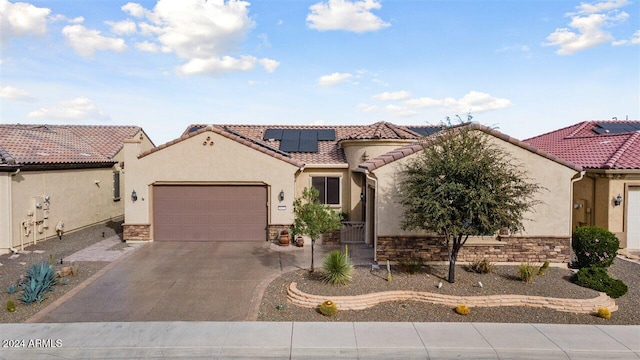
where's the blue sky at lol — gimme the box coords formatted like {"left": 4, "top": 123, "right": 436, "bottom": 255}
{"left": 1, "top": 0, "right": 638, "bottom": 145}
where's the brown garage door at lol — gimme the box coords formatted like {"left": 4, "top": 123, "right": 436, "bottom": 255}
{"left": 153, "top": 185, "right": 267, "bottom": 242}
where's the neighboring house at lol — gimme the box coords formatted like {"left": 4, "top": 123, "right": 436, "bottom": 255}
{"left": 0, "top": 124, "right": 154, "bottom": 254}
{"left": 123, "top": 122, "right": 581, "bottom": 263}
{"left": 525, "top": 120, "right": 640, "bottom": 250}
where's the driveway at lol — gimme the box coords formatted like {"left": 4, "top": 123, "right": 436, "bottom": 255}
{"left": 30, "top": 241, "right": 347, "bottom": 322}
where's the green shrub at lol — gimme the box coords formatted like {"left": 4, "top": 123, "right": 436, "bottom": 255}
{"left": 573, "top": 266, "right": 628, "bottom": 298}
{"left": 518, "top": 262, "right": 535, "bottom": 282}
{"left": 398, "top": 257, "right": 424, "bottom": 274}
{"left": 455, "top": 304, "right": 470, "bottom": 315}
{"left": 572, "top": 226, "right": 619, "bottom": 268}
{"left": 537, "top": 260, "right": 550, "bottom": 276}
{"left": 468, "top": 258, "right": 494, "bottom": 274}
{"left": 321, "top": 250, "right": 353, "bottom": 285}
{"left": 19, "top": 262, "right": 57, "bottom": 305}
{"left": 6, "top": 301, "right": 15, "bottom": 313}
{"left": 319, "top": 300, "right": 338, "bottom": 316}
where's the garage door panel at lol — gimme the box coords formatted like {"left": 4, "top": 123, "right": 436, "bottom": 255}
{"left": 153, "top": 185, "right": 267, "bottom": 242}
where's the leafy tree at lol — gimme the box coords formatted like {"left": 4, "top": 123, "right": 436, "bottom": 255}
{"left": 399, "top": 121, "right": 542, "bottom": 283}
{"left": 292, "top": 187, "right": 343, "bottom": 272}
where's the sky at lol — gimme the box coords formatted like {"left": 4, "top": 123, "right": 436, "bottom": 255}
{"left": 1, "top": 0, "right": 638, "bottom": 145}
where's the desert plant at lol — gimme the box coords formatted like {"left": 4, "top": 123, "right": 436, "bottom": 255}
{"left": 518, "top": 262, "right": 535, "bottom": 282}
{"left": 386, "top": 260, "right": 392, "bottom": 282}
{"left": 19, "top": 262, "right": 57, "bottom": 305}
{"left": 398, "top": 257, "right": 424, "bottom": 274}
{"left": 6, "top": 284, "right": 18, "bottom": 294}
{"left": 468, "top": 258, "right": 494, "bottom": 274}
{"left": 321, "top": 250, "right": 353, "bottom": 285}
{"left": 572, "top": 226, "right": 619, "bottom": 268}
{"left": 573, "top": 266, "right": 628, "bottom": 298}
{"left": 596, "top": 307, "right": 611, "bottom": 320}
{"left": 455, "top": 304, "right": 470, "bottom": 315}
{"left": 319, "top": 300, "right": 338, "bottom": 317}
{"left": 6, "top": 300, "right": 16, "bottom": 313}
{"left": 537, "top": 260, "right": 550, "bottom": 276}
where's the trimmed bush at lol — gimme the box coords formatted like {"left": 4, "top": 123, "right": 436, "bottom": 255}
{"left": 321, "top": 250, "right": 353, "bottom": 285}
{"left": 319, "top": 300, "right": 338, "bottom": 317}
{"left": 518, "top": 262, "right": 535, "bottom": 282}
{"left": 573, "top": 266, "right": 628, "bottom": 298}
{"left": 596, "top": 307, "right": 611, "bottom": 320}
{"left": 572, "top": 226, "right": 619, "bottom": 268}
{"left": 468, "top": 258, "right": 494, "bottom": 274}
{"left": 455, "top": 304, "right": 470, "bottom": 315}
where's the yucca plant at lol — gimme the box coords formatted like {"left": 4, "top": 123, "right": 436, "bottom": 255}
{"left": 321, "top": 250, "right": 353, "bottom": 285}
{"left": 518, "top": 262, "right": 535, "bottom": 283}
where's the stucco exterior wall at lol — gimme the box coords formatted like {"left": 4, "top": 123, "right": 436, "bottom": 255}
{"left": 372, "top": 131, "right": 578, "bottom": 238}
{"left": 0, "top": 174, "right": 12, "bottom": 252}
{"left": 123, "top": 131, "right": 300, "bottom": 240}
{"left": 295, "top": 167, "right": 350, "bottom": 215}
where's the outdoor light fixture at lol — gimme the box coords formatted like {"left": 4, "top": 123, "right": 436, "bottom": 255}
{"left": 360, "top": 192, "right": 365, "bottom": 201}
{"left": 614, "top": 194, "right": 622, "bottom": 206}
{"left": 131, "top": 190, "right": 138, "bottom": 202}
{"left": 279, "top": 190, "right": 285, "bottom": 202}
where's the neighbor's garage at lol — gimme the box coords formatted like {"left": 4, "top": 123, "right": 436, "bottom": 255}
{"left": 153, "top": 185, "right": 267, "bottom": 242}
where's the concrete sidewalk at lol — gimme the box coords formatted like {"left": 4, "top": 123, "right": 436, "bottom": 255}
{"left": 0, "top": 322, "right": 638, "bottom": 359}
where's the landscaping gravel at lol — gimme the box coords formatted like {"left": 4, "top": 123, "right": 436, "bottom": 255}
{"left": 0, "top": 222, "right": 123, "bottom": 323}
{"left": 258, "top": 258, "right": 640, "bottom": 325}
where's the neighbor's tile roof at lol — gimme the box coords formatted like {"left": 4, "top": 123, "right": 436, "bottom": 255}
{"left": 0, "top": 124, "right": 143, "bottom": 167}
{"left": 359, "top": 123, "right": 583, "bottom": 172}
{"left": 524, "top": 121, "right": 640, "bottom": 169}
{"left": 175, "top": 122, "right": 437, "bottom": 165}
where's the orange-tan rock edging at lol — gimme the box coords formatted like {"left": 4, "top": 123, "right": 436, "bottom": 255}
{"left": 286, "top": 282, "right": 618, "bottom": 314}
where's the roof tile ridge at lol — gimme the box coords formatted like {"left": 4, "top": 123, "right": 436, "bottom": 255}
{"left": 566, "top": 121, "right": 593, "bottom": 138}
{"left": 604, "top": 132, "right": 640, "bottom": 169}
{"left": 523, "top": 121, "right": 588, "bottom": 142}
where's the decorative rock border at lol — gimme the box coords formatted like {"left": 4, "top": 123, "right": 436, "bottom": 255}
{"left": 287, "top": 282, "right": 617, "bottom": 314}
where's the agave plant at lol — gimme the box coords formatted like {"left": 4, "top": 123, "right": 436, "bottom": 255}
{"left": 19, "top": 262, "right": 57, "bottom": 304}
{"left": 320, "top": 250, "right": 353, "bottom": 285}
{"left": 6, "top": 284, "right": 18, "bottom": 294}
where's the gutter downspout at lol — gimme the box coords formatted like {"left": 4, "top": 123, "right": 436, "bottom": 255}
{"left": 570, "top": 170, "right": 586, "bottom": 246}
{"left": 8, "top": 169, "right": 20, "bottom": 251}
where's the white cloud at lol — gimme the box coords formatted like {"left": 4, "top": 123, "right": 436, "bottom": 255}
{"left": 356, "top": 103, "right": 380, "bottom": 112}
{"left": 49, "top": 14, "right": 84, "bottom": 24}
{"left": 106, "top": 19, "right": 137, "bottom": 35}
{"left": 120, "top": 0, "right": 276, "bottom": 76}
{"left": 177, "top": 55, "right": 279, "bottom": 75}
{"left": 135, "top": 40, "right": 159, "bottom": 52}
{"left": 28, "top": 97, "right": 109, "bottom": 121}
{"left": 0, "top": 85, "right": 36, "bottom": 102}
{"left": 545, "top": 0, "right": 634, "bottom": 55}
{"left": 0, "top": 0, "right": 51, "bottom": 45}
{"left": 307, "top": 0, "right": 390, "bottom": 33}
{"left": 404, "top": 91, "right": 512, "bottom": 114}
{"left": 318, "top": 72, "right": 353, "bottom": 86}
{"left": 613, "top": 29, "right": 640, "bottom": 46}
{"left": 385, "top": 104, "right": 417, "bottom": 117}
{"left": 372, "top": 90, "right": 411, "bottom": 101}
{"left": 62, "top": 25, "right": 126, "bottom": 56}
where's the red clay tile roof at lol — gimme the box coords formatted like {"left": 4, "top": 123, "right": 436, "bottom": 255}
{"left": 359, "top": 123, "right": 583, "bottom": 172}
{"left": 524, "top": 121, "right": 640, "bottom": 169}
{"left": 0, "top": 124, "right": 143, "bottom": 167}
{"left": 177, "top": 123, "right": 438, "bottom": 166}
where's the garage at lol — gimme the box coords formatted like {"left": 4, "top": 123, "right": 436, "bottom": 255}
{"left": 153, "top": 185, "right": 267, "bottom": 242}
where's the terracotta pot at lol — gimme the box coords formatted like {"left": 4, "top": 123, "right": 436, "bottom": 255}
{"left": 295, "top": 237, "right": 304, "bottom": 247}
{"left": 279, "top": 234, "right": 290, "bottom": 246}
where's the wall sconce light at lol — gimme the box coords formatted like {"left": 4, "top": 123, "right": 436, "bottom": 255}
{"left": 131, "top": 190, "right": 138, "bottom": 202}
{"left": 360, "top": 192, "right": 365, "bottom": 201}
{"left": 614, "top": 194, "right": 622, "bottom": 206}
{"left": 278, "top": 190, "right": 285, "bottom": 202}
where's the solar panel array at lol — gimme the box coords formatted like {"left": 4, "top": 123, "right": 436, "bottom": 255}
{"left": 593, "top": 123, "right": 640, "bottom": 135}
{"left": 263, "top": 129, "right": 336, "bottom": 153}
{"left": 408, "top": 127, "right": 442, "bottom": 137}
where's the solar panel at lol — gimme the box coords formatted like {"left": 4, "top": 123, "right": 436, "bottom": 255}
{"left": 595, "top": 123, "right": 640, "bottom": 134}
{"left": 300, "top": 129, "right": 317, "bottom": 140}
{"left": 298, "top": 139, "right": 318, "bottom": 152}
{"left": 188, "top": 125, "right": 206, "bottom": 133}
{"left": 408, "top": 127, "right": 441, "bottom": 136}
{"left": 317, "top": 129, "right": 336, "bottom": 141}
{"left": 263, "top": 129, "right": 283, "bottom": 140}
{"left": 280, "top": 139, "right": 299, "bottom": 152}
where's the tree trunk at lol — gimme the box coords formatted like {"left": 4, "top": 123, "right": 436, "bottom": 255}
{"left": 310, "top": 238, "right": 316, "bottom": 272}
{"left": 448, "top": 252, "right": 457, "bottom": 283}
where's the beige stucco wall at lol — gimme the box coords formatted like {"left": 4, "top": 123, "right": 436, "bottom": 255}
{"left": 124, "top": 130, "right": 300, "bottom": 238}
{"left": 295, "top": 167, "right": 350, "bottom": 216}
{"left": 372, "top": 131, "right": 578, "bottom": 238}
{"left": 0, "top": 174, "right": 12, "bottom": 252}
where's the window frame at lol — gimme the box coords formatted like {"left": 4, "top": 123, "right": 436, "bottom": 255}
{"left": 113, "top": 170, "right": 121, "bottom": 201}
{"left": 311, "top": 176, "right": 341, "bottom": 205}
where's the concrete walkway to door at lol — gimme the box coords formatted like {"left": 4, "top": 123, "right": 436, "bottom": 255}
{"left": 29, "top": 241, "right": 373, "bottom": 323}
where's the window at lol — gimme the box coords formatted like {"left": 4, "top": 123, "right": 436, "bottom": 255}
{"left": 312, "top": 177, "right": 340, "bottom": 205}
{"left": 113, "top": 171, "right": 121, "bottom": 201}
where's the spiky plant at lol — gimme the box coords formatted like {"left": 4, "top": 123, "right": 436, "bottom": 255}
{"left": 537, "top": 260, "right": 550, "bottom": 276}
{"left": 6, "top": 284, "right": 18, "bottom": 294}
{"left": 319, "top": 300, "right": 338, "bottom": 317}
{"left": 321, "top": 250, "right": 353, "bottom": 285}
{"left": 596, "top": 307, "right": 611, "bottom": 320}
{"left": 19, "top": 262, "right": 57, "bottom": 304}
{"left": 518, "top": 262, "right": 535, "bottom": 283}
{"left": 6, "top": 301, "right": 16, "bottom": 313}
{"left": 455, "top": 304, "right": 470, "bottom": 315}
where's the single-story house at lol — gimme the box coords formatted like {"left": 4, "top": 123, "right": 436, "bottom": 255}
{"left": 0, "top": 124, "right": 154, "bottom": 254}
{"left": 123, "top": 122, "right": 582, "bottom": 263}
{"left": 525, "top": 120, "right": 640, "bottom": 250}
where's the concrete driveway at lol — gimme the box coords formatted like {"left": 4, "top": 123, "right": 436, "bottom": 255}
{"left": 30, "top": 241, "right": 340, "bottom": 322}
